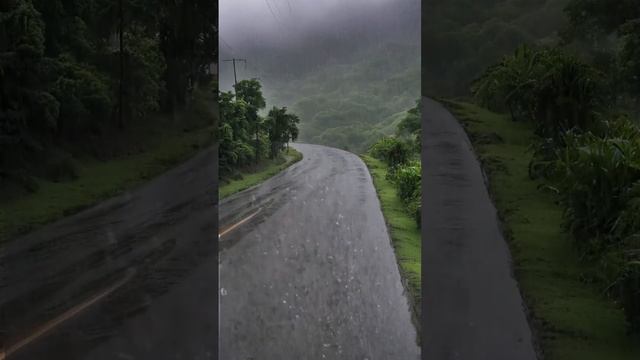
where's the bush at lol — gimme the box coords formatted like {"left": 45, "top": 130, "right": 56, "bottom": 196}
{"left": 552, "top": 120, "right": 640, "bottom": 249}
{"left": 386, "top": 161, "right": 421, "bottom": 227}
{"left": 390, "top": 162, "right": 421, "bottom": 203}
{"left": 472, "top": 46, "right": 605, "bottom": 144}
{"left": 550, "top": 117, "right": 640, "bottom": 331}
{"left": 370, "top": 137, "right": 412, "bottom": 168}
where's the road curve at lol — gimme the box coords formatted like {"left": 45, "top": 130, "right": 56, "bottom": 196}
{"left": 219, "top": 143, "right": 420, "bottom": 359}
{"left": 421, "top": 97, "right": 537, "bottom": 359}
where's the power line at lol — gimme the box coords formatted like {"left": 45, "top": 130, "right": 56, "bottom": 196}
{"left": 271, "top": 0, "right": 285, "bottom": 18}
{"left": 264, "top": 0, "right": 286, "bottom": 29}
{"left": 220, "top": 37, "right": 234, "bottom": 53}
{"left": 264, "top": 0, "right": 279, "bottom": 22}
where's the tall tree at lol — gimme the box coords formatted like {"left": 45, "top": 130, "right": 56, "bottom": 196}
{"left": 266, "top": 106, "right": 298, "bottom": 158}
{"left": 235, "top": 79, "right": 266, "bottom": 162}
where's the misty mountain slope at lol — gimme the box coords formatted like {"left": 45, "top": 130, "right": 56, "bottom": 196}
{"left": 220, "top": 0, "right": 420, "bottom": 153}
{"left": 262, "top": 42, "right": 419, "bottom": 152}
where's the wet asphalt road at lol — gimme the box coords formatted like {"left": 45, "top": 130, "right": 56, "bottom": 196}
{"left": 2, "top": 142, "right": 419, "bottom": 359}
{"left": 421, "top": 97, "right": 537, "bottom": 360}
{"left": 2, "top": 147, "right": 219, "bottom": 360}
{"left": 219, "top": 143, "right": 420, "bottom": 360}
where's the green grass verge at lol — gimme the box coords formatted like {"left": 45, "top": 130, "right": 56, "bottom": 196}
{"left": 219, "top": 147, "right": 303, "bottom": 200}
{"left": 361, "top": 154, "right": 421, "bottom": 332}
{"left": 441, "top": 98, "right": 640, "bottom": 360}
{"left": 0, "top": 86, "right": 217, "bottom": 244}
{"left": 0, "top": 126, "right": 214, "bottom": 243}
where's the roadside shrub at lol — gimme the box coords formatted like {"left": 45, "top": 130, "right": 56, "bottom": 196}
{"left": 473, "top": 45, "right": 605, "bottom": 145}
{"left": 551, "top": 117, "right": 640, "bottom": 331}
{"left": 387, "top": 161, "right": 421, "bottom": 227}
{"left": 370, "top": 137, "right": 412, "bottom": 168}
{"left": 390, "top": 162, "right": 421, "bottom": 203}
{"left": 553, "top": 130, "right": 640, "bottom": 251}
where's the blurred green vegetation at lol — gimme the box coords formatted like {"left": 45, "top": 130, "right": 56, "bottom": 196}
{"left": 444, "top": 99, "right": 640, "bottom": 359}
{"left": 437, "top": 0, "right": 640, "bottom": 351}
{"left": 423, "top": 0, "right": 570, "bottom": 97}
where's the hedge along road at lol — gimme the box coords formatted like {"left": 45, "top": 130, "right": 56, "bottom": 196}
{"left": 421, "top": 97, "right": 537, "bottom": 360}
{"left": 218, "top": 143, "right": 420, "bottom": 359}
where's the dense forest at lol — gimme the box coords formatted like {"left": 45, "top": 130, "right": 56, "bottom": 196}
{"left": 218, "top": 78, "right": 299, "bottom": 176}
{"left": 0, "top": 0, "right": 217, "bottom": 201}
{"left": 433, "top": 0, "right": 640, "bottom": 338}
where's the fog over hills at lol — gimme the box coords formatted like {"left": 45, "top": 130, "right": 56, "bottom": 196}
{"left": 219, "top": 0, "right": 420, "bottom": 152}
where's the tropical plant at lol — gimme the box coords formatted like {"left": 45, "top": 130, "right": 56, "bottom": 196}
{"left": 386, "top": 160, "right": 421, "bottom": 228}
{"left": 552, "top": 124, "right": 640, "bottom": 251}
{"left": 472, "top": 45, "right": 545, "bottom": 121}
{"left": 388, "top": 161, "right": 421, "bottom": 203}
{"left": 474, "top": 46, "right": 606, "bottom": 147}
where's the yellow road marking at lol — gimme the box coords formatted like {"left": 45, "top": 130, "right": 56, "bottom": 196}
{"left": 2, "top": 208, "right": 259, "bottom": 358}
{"left": 2, "top": 268, "right": 135, "bottom": 359}
{"left": 219, "top": 208, "right": 262, "bottom": 238}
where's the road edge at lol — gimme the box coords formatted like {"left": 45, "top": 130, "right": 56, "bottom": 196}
{"left": 219, "top": 147, "right": 303, "bottom": 200}
{"left": 360, "top": 154, "right": 422, "bottom": 346}
{"left": 437, "top": 97, "right": 545, "bottom": 360}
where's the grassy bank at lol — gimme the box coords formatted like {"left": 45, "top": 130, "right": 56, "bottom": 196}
{"left": 0, "top": 92, "right": 216, "bottom": 243}
{"left": 219, "top": 147, "right": 303, "bottom": 200}
{"left": 441, "top": 99, "right": 640, "bottom": 359}
{"left": 361, "top": 154, "right": 421, "bottom": 332}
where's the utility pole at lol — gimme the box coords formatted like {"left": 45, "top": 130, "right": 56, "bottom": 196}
{"left": 223, "top": 58, "right": 246, "bottom": 96}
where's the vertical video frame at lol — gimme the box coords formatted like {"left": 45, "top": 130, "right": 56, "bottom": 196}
{"left": 422, "top": 0, "right": 640, "bottom": 359}
{"left": 218, "top": 0, "right": 421, "bottom": 359}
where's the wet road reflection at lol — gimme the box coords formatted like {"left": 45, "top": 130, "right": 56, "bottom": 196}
{"left": 219, "top": 143, "right": 420, "bottom": 360}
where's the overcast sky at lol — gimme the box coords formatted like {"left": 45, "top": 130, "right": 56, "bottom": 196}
{"left": 218, "top": 0, "right": 420, "bottom": 90}
{"left": 220, "top": 0, "right": 394, "bottom": 48}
